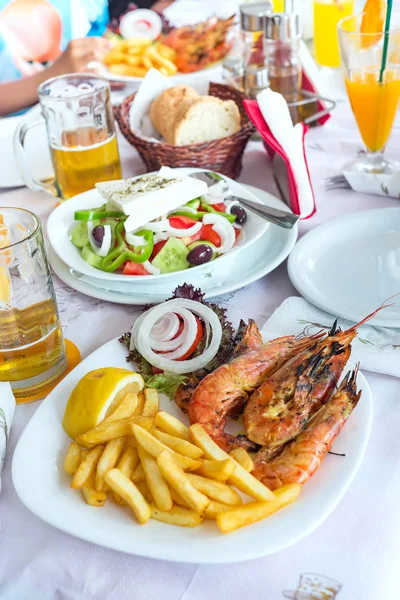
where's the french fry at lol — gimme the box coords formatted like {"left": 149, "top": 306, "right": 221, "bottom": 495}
{"left": 105, "top": 469, "right": 151, "bottom": 524}
{"left": 103, "top": 50, "right": 126, "bottom": 65}
{"left": 136, "top": 480, "right": 153, "bottom": 503}
{"left": 185, "top": 473, "right": 242, "bottom": 506}
{"left": 216, "top": 484, "right": 301, "bottom": 533}
{"left": 205, "top": 500, "right": 234, "bottom": 520}
{"left": 157, "top": 43, "right": 177, "bottom": 61}
{"left": 137, "top": 446, "right": 173, "bottom": 512}
{"left": 145, "top": 45, "right": 177, "bottom": 75}
{"left": 154, "top": 411, "right": 190, "bottom": 440}
{"left": 135, "top": 391, "right": 145, "bottom": 414}
{"left": 196, "top": 459, "right": 235, "bottom": 482}
{"left": 124, "top": 55, "right": 144, "bottom": 67}
{"left": 103, "top": 393, "right": 138, "bottom": 423}
{"left": 142, "top": 47, "right": 154, "bottom": 70}
{"left": 124, "top": 37, "right": 152, "bottom": 47}
{"left": 108, "top": 64, "right": 148, "bottom": 77}
{"left": 142, "top": 388, "right": 159, "bottom": 418}
{"left": 230, "top": 448, "right": 254, "bottom": 473}
{"left": 64, "top": 442, "right": 81, "bottom": 475}
{"left": 153, "top": 430, "right": 203, "bottom": 459}
{"left": 157, "top": 451, "right": 209, "bottom": 514}
{"left": 77, "top": 416, "right": 152, "bottom": 448}
{"left": 71, "top": 444, "right": 104, "bottom": 489}
{"left": 132, "top": 424, "right": 201, "bottom": 471}
{"left": 95, "top": 437, "right": 126, "bottom": 491}
{"left": 189, "top": 424, "right": 275, "bottom": 501}
{"left": 81, "top": 473, "right": 106, "bottom": 507}
{"left": 169, "top": 487, "right": 190, "bottom": 508}
{"left": 132, "top": 462, "right": 146, "bottom": 484}
{"left": 118, "top": 445, "right": 139, "bottom": 476}
{"left": 151, "top": 504, "right": 203, "bottom": 527}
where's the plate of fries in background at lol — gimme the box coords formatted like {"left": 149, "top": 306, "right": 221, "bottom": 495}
{"left": 12, "top": 337, "right": 372, "bottom": 563}
{"left": 98, "top": 37, "right": 222, "bottom": 83}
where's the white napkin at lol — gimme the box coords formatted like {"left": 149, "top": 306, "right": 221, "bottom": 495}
{"left": 257, "top": 87, "right": 315, "bottom": 218}
{"left": 128, "top": 68, "right": 210, "bottom": 141}
{"left": 0, "top": 382, "right": 16, "bottom": 495}
{"left": 262, "top": 297, "right": 400, "bottom": 379}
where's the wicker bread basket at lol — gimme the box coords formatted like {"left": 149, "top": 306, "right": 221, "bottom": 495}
{"left": 115, "top": 83, "right": 255, "bottom": 179}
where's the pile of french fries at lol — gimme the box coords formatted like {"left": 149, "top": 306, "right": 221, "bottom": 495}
{"left": 64, "top": 388, "right": 301, "bottom": 533}
{"left": 103, "top": 38, "right": 178, "bottom": 78}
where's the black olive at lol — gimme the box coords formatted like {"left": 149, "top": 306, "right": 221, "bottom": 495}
{"left": 231, "top": 205, "right": 247, "bottom": 225}
{"left": 187, "top": 244, "right": 213, "bottom": 266}
{"left": 92, "top": 225, "right": 105, "bottom": 247}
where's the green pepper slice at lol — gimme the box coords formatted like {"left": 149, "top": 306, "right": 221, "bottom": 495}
{"left": 99, "top": 223, "right": 154, "bottom": 272}
{"left": 75, "top": 209, "right": 126, "bottom": 221}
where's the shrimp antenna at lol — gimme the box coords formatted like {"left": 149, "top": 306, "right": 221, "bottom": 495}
{"left": 349, "top": 295, "right": 399, "bottom": 332}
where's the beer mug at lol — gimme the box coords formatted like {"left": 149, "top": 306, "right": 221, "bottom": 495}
{"left": 0, "top": 207, "right": 67, "bottom": 400}
{"left": 14, "top": 74, "right": 122, "bottom": 200}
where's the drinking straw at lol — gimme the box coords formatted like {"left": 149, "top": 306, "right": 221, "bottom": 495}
{"left": 379, "top": 0, "right": 393, "bottom": 83}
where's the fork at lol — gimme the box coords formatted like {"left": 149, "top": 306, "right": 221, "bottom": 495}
{"left": 325, "top": 174, "right": 351, "bottom": 190}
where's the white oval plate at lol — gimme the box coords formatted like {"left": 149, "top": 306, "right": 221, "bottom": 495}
{"left": 47, "top": 168, "right": 269, "bottom": 287}
{"left": 97, "top": 62, "right": 222, "bottom": 85}
{"left": 49, "top": 184, "right": 298, "bottom": 304}
{"left": 288, "top": 207, "right": 400, "bottom": 328}
{"left": 12, "top": 338, "right": 372, "bottom": 564}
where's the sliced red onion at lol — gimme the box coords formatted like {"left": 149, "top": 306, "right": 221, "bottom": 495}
{"left": 144, "top": 220, "right": 202, "bottom": 238}
{"left": 169, "top": 206, "right": 197, "bottom": 214}
{"left": 143, "top": 260, "right": 160, "bottom": 275}
{"left": 130, "top": 299, "right": 222, "bottom": 375}
{"left": 202, "top": 214, "right": 235, "bottom": 254}
{"left": 150, "top": 308, "right": 198, "bottom": 356}
{"left": 151, "top": 313, "right": 180, "bottom": 342}
{"left": 125, "top": 232, "right": 147, "bottom": 246}
{"left": 87, "top": 223, "right": 112, "bottom": 257}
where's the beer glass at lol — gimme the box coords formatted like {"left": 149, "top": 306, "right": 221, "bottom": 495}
{"left": 14, "top": 74, "right": 122, "bottom": 200}
{"left": 0, "top": 207, "right": 67, "bottom": 399}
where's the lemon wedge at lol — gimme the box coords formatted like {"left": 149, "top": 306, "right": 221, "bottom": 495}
{"left": 62, "top": 367, "right": 145, "bottom": 439}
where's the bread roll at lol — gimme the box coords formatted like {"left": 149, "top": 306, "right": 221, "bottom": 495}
{"left": 149, "top": 85, "right": 241, "bottom": 146}
{"left": 150, "top": 85, "right": 200, "bottom": 144}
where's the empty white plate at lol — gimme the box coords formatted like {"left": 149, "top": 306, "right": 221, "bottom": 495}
{"left": 13, "top": 337, "right": 372, "bottom": 563}
{"left": 288, "top": 208, "right": 400, "bottom": 328}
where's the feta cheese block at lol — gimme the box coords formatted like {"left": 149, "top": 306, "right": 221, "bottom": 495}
{"left": 95, "top": 168, "right": 207, "bottom": 233}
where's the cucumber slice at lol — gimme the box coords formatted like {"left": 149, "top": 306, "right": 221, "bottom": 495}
{"left": 81, "top": 245, "right": 103, "bottom": 268}
{"left": 152, "top": 238, "right": 189, "bottom": 274}
{"left": 188, "top": 240, "right": 218, "bottom": 260}
{"left": 70, "top": 221, "right": 89, "bottom": 248}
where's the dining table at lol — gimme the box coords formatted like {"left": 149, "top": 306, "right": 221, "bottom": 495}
{"left": 0, "top": 98, "right": 399, "bottom": 600}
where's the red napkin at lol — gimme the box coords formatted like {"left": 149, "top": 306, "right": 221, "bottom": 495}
{"left": 244, "top": 98, "right": 316, "bottom": 219}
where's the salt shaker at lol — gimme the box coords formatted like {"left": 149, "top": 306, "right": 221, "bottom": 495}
{"left": 240, "top": 2, "right": 272, "bottom": 68}
{"left": 264, "top": 12, "right": 302, "bottom": 121}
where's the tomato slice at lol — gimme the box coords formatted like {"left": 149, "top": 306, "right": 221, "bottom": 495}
{"left": 180, "top": 229, "right": 203, "bottom": 246}
{"left": 210, "top": 202, "right": 226, "bottom": 212}
{"left": 234, "top": 228, "right": 241, "bottom": 241}
{"left": 175, "top": 317, "right": 204, "bottom": 361}
{"left": 122, "top": 262, "right": 151, "bottom": 276}
{"left": 151, "top": 239, "right": 167, "bottom": 259}
{"left": 152, "top": 365, "right": 163, "bottom": 375}
{"left": 169, "top": 216, "right": 198, "bottom": 229}
{"left": 200, "top": 224, "right": 221, "bottom": 247}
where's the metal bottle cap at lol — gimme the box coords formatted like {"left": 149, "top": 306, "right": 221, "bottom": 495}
{"left": 264, "top": 12, "right": 300, "bottom": 41}
{"left": 240, "top": 2, "right": 273, "bottom": 32}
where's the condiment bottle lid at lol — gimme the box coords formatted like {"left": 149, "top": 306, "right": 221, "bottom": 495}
{"left": 240, "top": 2, "right": 272, "bottom": 32}
{"left": 264, "top": 12, "right": 300, "bottom": 41}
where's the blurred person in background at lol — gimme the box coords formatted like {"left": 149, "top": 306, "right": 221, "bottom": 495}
{"left": 0, "top": 0, "right": 110, "bottom": 115}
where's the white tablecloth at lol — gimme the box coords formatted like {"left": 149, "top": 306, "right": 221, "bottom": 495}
{"left": 0, "top": 104, "right": 399, "bottom": 600}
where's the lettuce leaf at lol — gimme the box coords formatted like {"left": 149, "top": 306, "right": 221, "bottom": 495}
{"left": 145, "top": 373, "right": 188, "bottom": 399}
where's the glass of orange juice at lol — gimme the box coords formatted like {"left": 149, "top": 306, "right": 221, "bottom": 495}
{"left": 314, "top": 0, "right": 355, "bottom": 68}
{"left": 338, "top": 12, "right": 400, "bottom": 173}
{"left": 14, "top": 74, "right": 122, "bottom": 200}
{"left": 0, "top": 207, "right": 67, "bottom": 400}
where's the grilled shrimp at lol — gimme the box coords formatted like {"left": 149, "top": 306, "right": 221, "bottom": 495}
{"left": 174, "top": 319, "right": 263, "bottom": 414}
{"left": 252, "top": 367, "right": 361, "bottom": 489}
{"left": 243, "top": 305, "right": 386, "bottom": 451}
{"left": 188, "top": 333, "right": 323, "bottom": 452}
